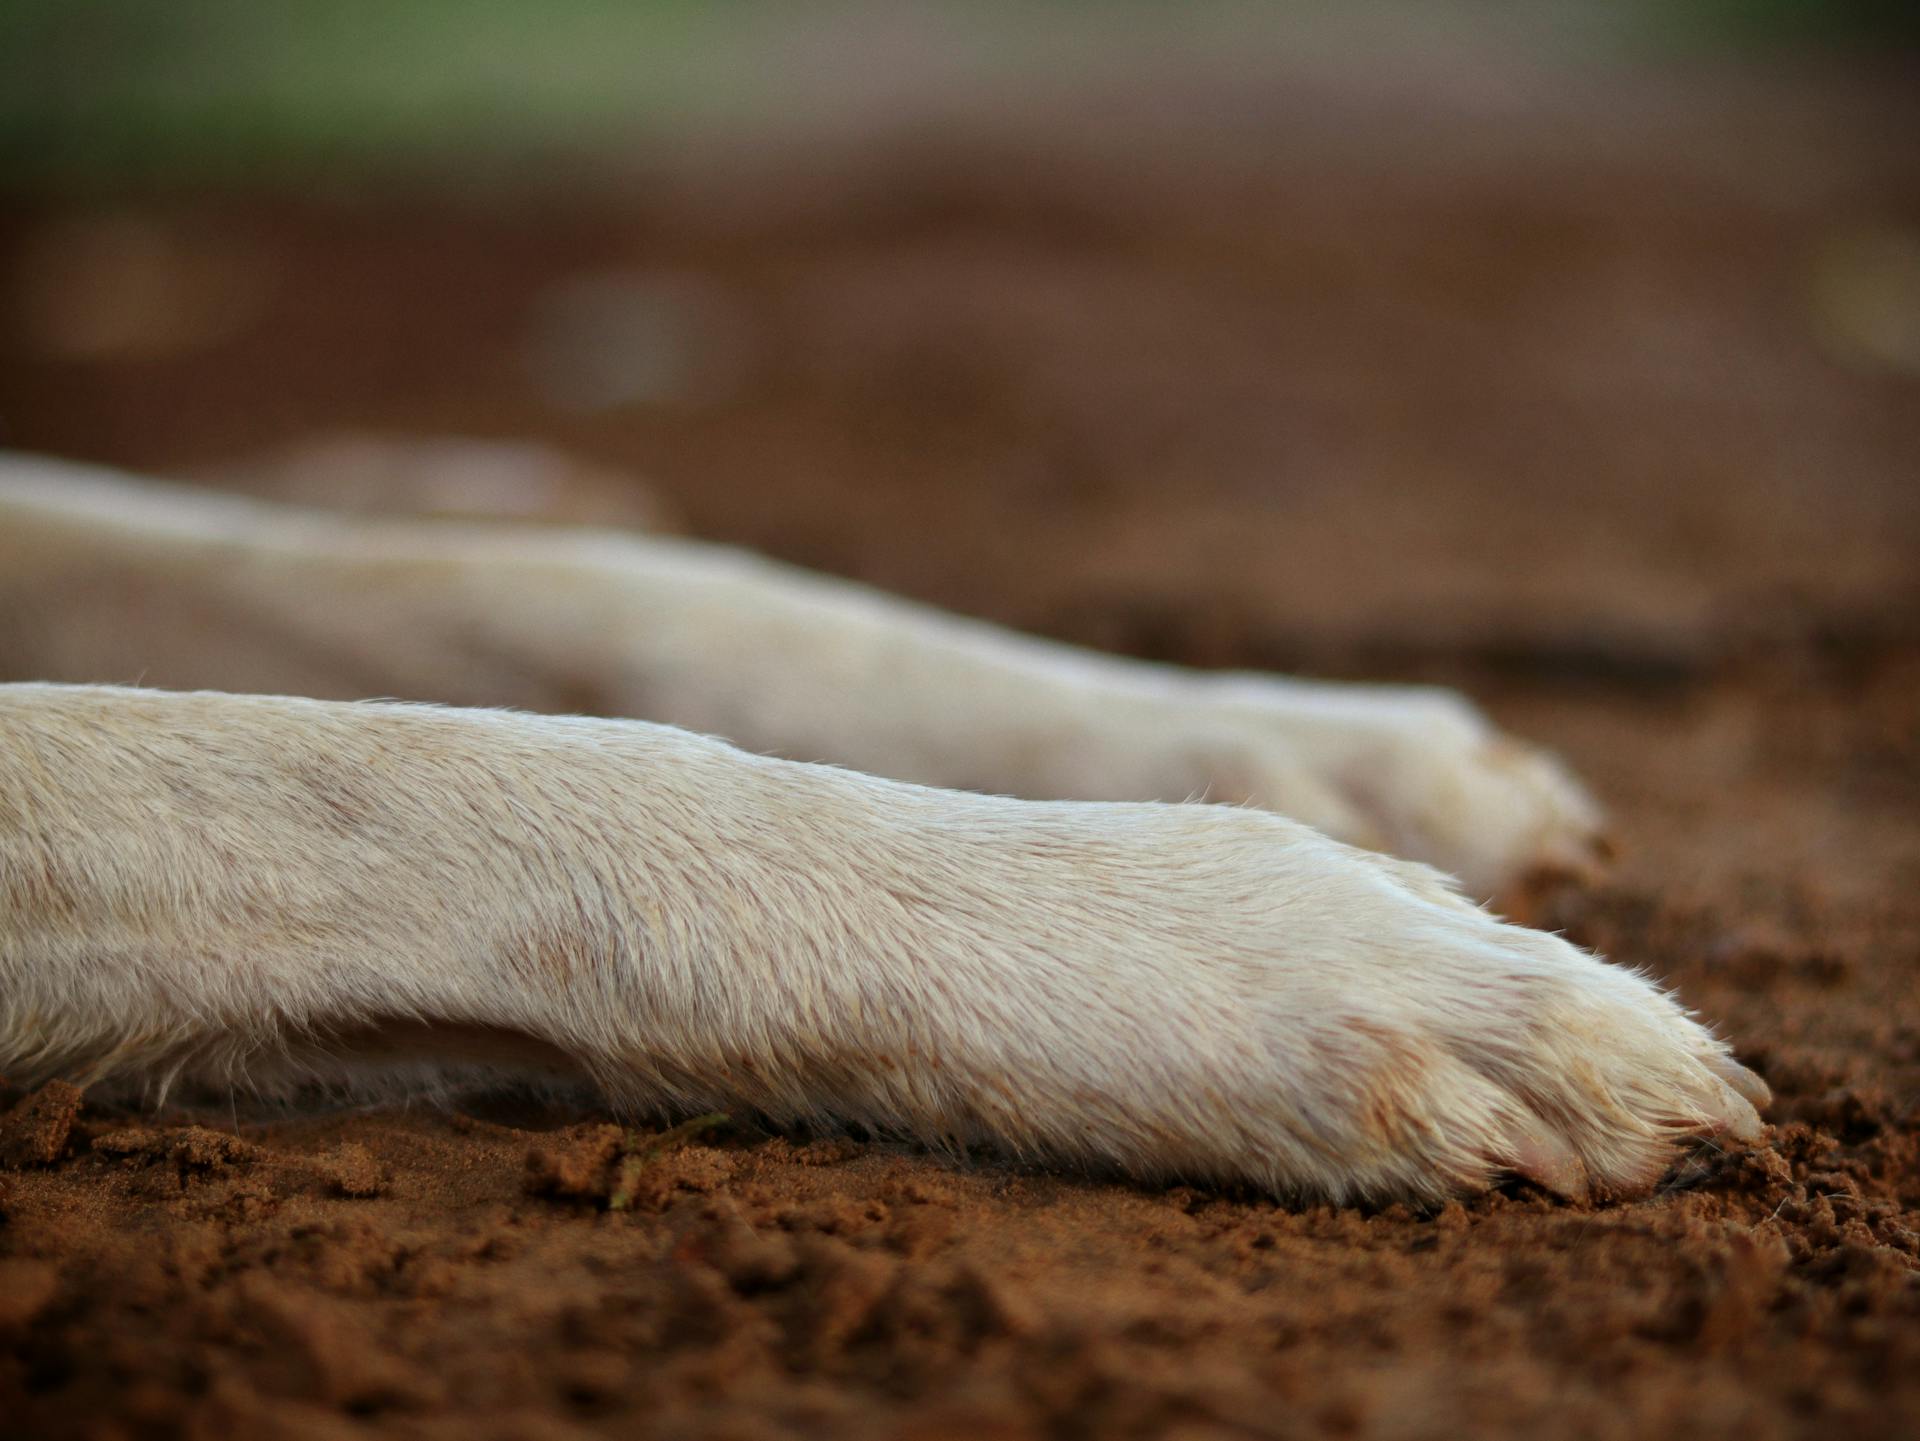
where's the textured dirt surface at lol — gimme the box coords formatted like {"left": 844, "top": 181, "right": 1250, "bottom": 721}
{"left": 2, "top": 46, "right": 1919, "bottom": 1441}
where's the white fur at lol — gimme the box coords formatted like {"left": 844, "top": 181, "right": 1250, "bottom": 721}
{"left": 0, "top": 455, "right": 1600, "bottom": 896}
{"left": 0, "top": 453, "right": 1766, "bottom": 1202}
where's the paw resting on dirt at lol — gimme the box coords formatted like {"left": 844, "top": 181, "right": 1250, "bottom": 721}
{"left": 1183, "top": 836, "right": 1764, "bottom": 1203}
{"left": 942, "top": 806, "right": 1767, "bottom": 1205}
{"left": 1301, "top": 855, "right": 1766, "bottom": 1204}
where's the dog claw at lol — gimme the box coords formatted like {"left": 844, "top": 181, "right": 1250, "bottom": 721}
{"left": 1504, "top": 1115, "right": 1591, "bottom": 1202}
{"left": 1703, "top": 1053, "right": 1771, "bottom": 1114}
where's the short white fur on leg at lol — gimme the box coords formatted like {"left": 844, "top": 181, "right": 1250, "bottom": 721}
{"left": 0, "top": 684, "right": 1764, "bottom": 1203}
{"left": 0, "top": 453, "right": 1599, "bottom": 895}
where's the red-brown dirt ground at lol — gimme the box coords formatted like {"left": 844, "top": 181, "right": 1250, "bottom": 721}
{"left": 2, "top": 43, "right": 1918, "bottom": 1440}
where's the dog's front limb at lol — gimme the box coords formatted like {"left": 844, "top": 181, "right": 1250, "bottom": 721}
{"left": 3, "top": 454, "right": 1596, "bottom": 893}
{"left": 0, "top": 683, "right": 1764, "bottom": 1203}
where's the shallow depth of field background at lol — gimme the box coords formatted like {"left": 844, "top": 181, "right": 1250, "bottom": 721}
{"left": 0, "top": 5, "right": 1916, "bottom": 1440}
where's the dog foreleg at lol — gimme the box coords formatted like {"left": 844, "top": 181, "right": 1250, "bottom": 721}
{"left": 0, "top": 682, "right": 1764, "bottom": 1202}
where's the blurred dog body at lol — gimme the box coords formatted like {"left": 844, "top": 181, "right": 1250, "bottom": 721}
{"left": 0, "top": 448, "right": 1767, "bottom": 1202}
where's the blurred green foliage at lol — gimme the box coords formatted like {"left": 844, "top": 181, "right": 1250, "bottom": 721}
{"left": 1, "top": 0, "right": 1911, "bottom": 192}
{"left": 0, "top": 0, "right": 740, "bottom": 188}
{"left": 1684, "top": 0, "right": 1920, "bottom": 42}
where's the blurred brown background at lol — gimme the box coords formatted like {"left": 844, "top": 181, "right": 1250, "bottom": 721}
{"left": 2, "top": 6, "right": 1918, "bottom": 1440}
{"left": 3, "top": 3, "right": 1916, "bottom": 672}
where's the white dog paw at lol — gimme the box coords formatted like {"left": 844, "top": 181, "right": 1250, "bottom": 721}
{"left": 911, "top": 804, "right": 1763, "bottom": 1204}
{"left": 1165, "top": 677, "right": 1608, "bottom": 896}
{"left": 1181, "top": 839, "right": 1767, "bottom": 1202}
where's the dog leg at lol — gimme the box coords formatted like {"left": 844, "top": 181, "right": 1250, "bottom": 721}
{"left": 4, "top": 453, "right": 1594, "bottom": 892}
{"left": 0, "top": 683, "right": 1764, "bottom": 1202}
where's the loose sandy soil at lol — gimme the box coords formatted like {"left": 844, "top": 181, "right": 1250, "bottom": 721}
{"left": 1, "top": 43, "right": 1918, "bottom": 1440}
